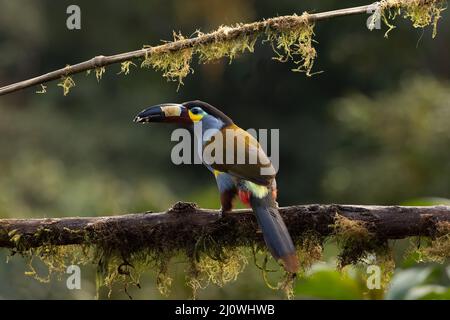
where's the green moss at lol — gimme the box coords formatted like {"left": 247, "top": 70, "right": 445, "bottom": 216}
{"left": 94, "top": 247, "right": 150, "bottom": 298}
{"left": 331, "top": 214, "right": 394, "bottom": 295}
{"left": 26, "top": 245, "right": 87, "bottom": 283}
{"left": 141, "top": 48, "right": 193, "bottom": 87}
{"left": 95, "top": 67, "right": 106, "bottom": 82}
{"left": 381, "top": 0, "right": 446, "bottom": 38}
{"left": 295, "top": 234, "right": 323, "bottom": 274}
{"left": 0, "top": 212, "right": 376, "bottom": 298}
{"left": 185, "top": 231, "right": 250, "bottom": 298}
{"left": 196, "top": 28, "right": 258, "bottom": 64}
{"left": 191, "top": 247, "right": 248, "bottom": 287}
{"left": 8, "top": 229, "right": 21, "bottom": 245}
{"left": 117, "top": 61, "right": 136, "bottom": 75}
{"left": 35, "top": 84, "right": 47, "bottom": 94}
{"left": 333, "top": 214, "right": 388, "bottom": 267}
{"left": 57, "top": 76, "right": 75, "bottom": 96}
{"left": 139, "top": 18, "right": 319, "bottom": 87}
{"left": 267, "top": 14, "right": 318, "bottom": 76}
{"left": 362, "top": 251, "right": 395, "bottom": 295}
{"left": 155, "top": 256, "right": 172, "bottom": 297}
{"left": 417, "top": 222, "right": 450, "bottom": 262}
{"left": 258, "top": 255, "right": 295, "bottom": 299}
{"left": 141, "top": 33, "right": 193, "bottom": 88}
{"left": 4, "top": 205, "right": 255, "bottom": 298}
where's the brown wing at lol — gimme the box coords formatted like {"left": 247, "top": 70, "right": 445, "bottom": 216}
{"left": 205, "top": 125, "right": 276, "bottom": 186}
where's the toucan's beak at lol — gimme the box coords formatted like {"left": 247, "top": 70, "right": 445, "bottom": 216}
{"left": 134, "top": 103, "right": 187, "bottom": 124}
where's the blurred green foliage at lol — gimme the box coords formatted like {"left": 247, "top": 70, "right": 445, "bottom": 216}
{"left": 294, "top": 264, "right": 450, "bottom": 300}
{"left": 323, "top": 76, "right": 450, "bottom": 204}
{"left": 0, "top": 0, "right": 448, "bottom": 299}
{"left": 295, "top": 266, "right": 366, "bottom": 300}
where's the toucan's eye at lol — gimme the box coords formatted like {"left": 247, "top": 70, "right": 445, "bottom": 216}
{"left": 191, "top": 107, "right": 202, "bottom": 115}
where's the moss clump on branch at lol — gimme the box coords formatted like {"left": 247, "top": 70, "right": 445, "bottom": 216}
{"left": 57, "top": 76, "right": 75, "bottom": 96}
{"left": 362, "top": 251, "right": 395, "bottom": 295}
{"left": 191, "top": 247, "right": 248, "bottom": 287}
{"left": 196, "top": 27, "right": 258, "bottom": 64}
{"left": 141, "top": 48, "right": 193, "bottom": 86}
{"left": 26, "top": 245, "right": 88, "bottom": 283}
{"left": 332, "top": 214, "right": 395, "bottom": 296}
{"left": 417, "top": 221, "right": 450, "bottom": 262}
{"left": 267, "top": 13, "right": 318, "bottom": 76}
{"left": 380, "top": 0, "right": 447, "bottom": 38}
{"left": 332, "top": 214, "right": 389, "bottom": 267}
{"left": 117, "top": 61, "right": 136, "bottom": 75}
{"left": 295, "top": 234, "right": 323, "bottom": 274}
{"left": 187, "top": 247, "right": 249, "bottom": 299}
{"left": 141, "top": 32, "right": 194, "bottom": 87}
{"left": 141, "top": 15, "right": 318, "bottom": 86}
{"left": 95, "top": 67, "right": 106, "bottom": 82}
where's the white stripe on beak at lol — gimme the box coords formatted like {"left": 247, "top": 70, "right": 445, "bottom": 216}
{"left": 161, "top": 105, "right": 182, "bottom": 117}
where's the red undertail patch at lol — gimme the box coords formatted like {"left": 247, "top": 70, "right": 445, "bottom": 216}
{"left": 238, "top": 190, "right": 251, "bottom": 207}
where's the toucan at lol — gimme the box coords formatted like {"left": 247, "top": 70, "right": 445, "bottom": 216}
{"left": 134, "top": 100, "right": 299, "bottom": 273}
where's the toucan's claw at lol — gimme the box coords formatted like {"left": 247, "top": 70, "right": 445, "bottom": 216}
{"left": 219, "top": 208, "right": 233, "bottom": 219}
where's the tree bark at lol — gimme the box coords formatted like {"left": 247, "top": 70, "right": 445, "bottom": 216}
{"left": 1, "top": 202, "right": 449, "bottom": 249}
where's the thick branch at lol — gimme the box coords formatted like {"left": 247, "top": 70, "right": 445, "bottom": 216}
{"left": 0, "top": 2, "right": 389, "bottom": 96}
{"left": 1, "top": 202, "right": 449, "bottom": 249}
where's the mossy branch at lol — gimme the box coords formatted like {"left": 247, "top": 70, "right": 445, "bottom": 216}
{"left": 0, "top": 0, "right": 446, "bottom": 96}
{"left": 1, "top": 202, "right": 449, "bottom": 250}
{"left": 2, "top": 202, "right": 450, "bottom": 298}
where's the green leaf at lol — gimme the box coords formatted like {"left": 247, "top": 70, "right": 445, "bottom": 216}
{"left": 406, "top": 285, "right": 450, "bottom": 300}
{"left": 385, "top": 267, "right": 433, "bottom": 300}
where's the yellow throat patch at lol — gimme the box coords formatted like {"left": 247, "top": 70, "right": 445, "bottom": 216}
{"left": 188, "top": 110, "right": 204, "bottom": 122}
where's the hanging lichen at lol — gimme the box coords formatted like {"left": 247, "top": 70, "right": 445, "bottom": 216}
{"left": 417, "top": 221, "right": 450, "bottom": 262}
{"left": 37, "top": 0, "right": 446, "bottom": 95}
{"left": 141, "top": 32, "right": 194, "bottom": 87}
{"left": 95, "top": 67, "right": 106, "bottom": 82}
{"left": 117, "top": 61, "right": 137, "bottom": 75}
{"left": 295, "top": 234, "right": 323, "bottom": 274}
{"left": 332, "top": 214, "right": 389, "bottom": 267}
{"left": 35, "top": 84, "right": 47, "bottom": 94}
{"left": 190, "top": 247, "right": 248, "bottom": 288}
{"left": 380, "top": 0, "right": 447, "bottom": 38}
{"left": 57, "top": 76, "right": 76, "bottom": 96}
{"left": 196, "top": 26, "right": 258, "bottom": 64}
{"left": 267, "top": 13, "right": 318, "bottom": 76}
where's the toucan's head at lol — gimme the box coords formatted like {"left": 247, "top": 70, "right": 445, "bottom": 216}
{"left": 133, "top": 100, "right": 233, "bottom": 126}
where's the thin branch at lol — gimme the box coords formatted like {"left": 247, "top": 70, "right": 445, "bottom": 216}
{"left": 1, "top": 202, "right": 449, "bottom": 249}
{"left": 0, "top": 3, "right": 394, "bottom": 96}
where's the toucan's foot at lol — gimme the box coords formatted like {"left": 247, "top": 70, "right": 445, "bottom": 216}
{"left": 219, "top": 208, "right": 232, "bottom": 218}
